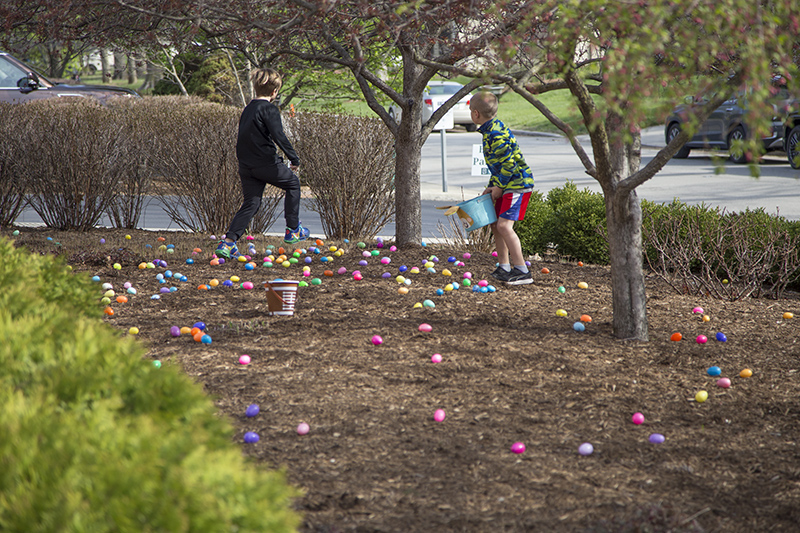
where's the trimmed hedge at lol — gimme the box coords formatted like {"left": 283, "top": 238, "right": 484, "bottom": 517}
{"left": 0, "top": 238, "right": 301, "bottom": 532}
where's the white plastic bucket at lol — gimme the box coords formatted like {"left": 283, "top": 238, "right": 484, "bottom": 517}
{"left": 264, "top": 280, "right": 299, "bottom": 316}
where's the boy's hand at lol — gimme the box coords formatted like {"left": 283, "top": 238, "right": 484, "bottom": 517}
{"left": 483, "top": 186, "right": 502, "bottom": 202}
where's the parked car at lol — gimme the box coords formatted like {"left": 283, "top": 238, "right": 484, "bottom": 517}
{"left": 388, "top": 80, "right": 475, "bottom": 131}
{"left": 0, "top": 51, "right": 140, "bottom": 104}
{"left": 664, "top": 84, "right": 791, "bottom": 164}
{"left": 783, "top": 112, "right": 800, "bottom": 169}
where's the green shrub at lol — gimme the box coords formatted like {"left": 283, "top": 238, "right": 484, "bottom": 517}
{"left": 516, "top": 189, "right": 553, "bottom": 256}
{"left": 0, "top": 237, "right": 302, "bottom": 532}
{"left": 546, "top": 181, "right": 608, "bottom": 264}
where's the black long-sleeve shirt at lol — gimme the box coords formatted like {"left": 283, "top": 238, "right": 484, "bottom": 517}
{"left": 236, "top": 98, "right": 299, "bottom": 168}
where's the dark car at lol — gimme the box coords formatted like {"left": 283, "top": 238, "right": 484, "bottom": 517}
{"left": 784, "top": 113, "right": 800, "bottom": 169}
{"left": 0, "top": 51, "right": 140, "bottom": 104}
{"left": 665, "top": 85, "right": 790, "bottom": 164}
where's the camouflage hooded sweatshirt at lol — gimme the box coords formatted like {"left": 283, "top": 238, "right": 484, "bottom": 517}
{"left": 478, "top": 117, "right": 534, "bottom": 191}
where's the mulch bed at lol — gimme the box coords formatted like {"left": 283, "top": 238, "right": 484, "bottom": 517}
{"left": 6, "top": 227, "right": 800, "bottom": 532}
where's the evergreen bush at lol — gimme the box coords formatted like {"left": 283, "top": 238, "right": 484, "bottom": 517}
{"left": 0, "top": 238, "right": 302, "bottom": 532}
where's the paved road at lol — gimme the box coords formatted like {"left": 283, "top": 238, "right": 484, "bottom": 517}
{"left": 15, "top": 126, "right": 800, "bottom": 238}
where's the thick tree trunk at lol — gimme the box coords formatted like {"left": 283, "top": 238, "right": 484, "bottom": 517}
{"left": 605, "top": 118, "right": 648, "bottom": 340}
{"left": 606, "top": 190, "right": 648, "bottom": 340}
{"left": 394, "top": 119, "right": 423, "bottom": 246}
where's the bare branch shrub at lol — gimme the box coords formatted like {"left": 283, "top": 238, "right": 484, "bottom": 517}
{"left": 286, "top": 112, "right": 394, "bottom": 240}
{"left": 103, "top": 98, "right": 158, "bottom": 229}
{"left": 433, "top": 188, "right": 495, "bottom": 252}
{"left": 16, "top": 99, "right": 122, "bottom": 230}
{"left": 147, "top": 97, "right": 282, "bottom": 233}
{"left": 642, "top": 203, "right": 800, "bottom": 300}
{"left": 0, "top": 103, "right": 27, "bottom": 226}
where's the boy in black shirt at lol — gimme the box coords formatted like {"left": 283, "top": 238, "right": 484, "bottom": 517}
{"left": 216, "top": 68, "right": 310, "bottom": 259}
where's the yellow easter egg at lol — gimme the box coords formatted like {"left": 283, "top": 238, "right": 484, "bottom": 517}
{"left": 577, "top": 281, "right": 588, "bottom": 289}
{"left": 444, "top": 284, "right": 453, "bottom": 291}
{"left": 282, "top": 260, "right": 291, "bottom": 267}
{"left": 329, "top": 246, "right": 338, "bottom": 252}
{"left": 702, "top": 314, "right": 711, "bottom": 322}
{"left": 695, "top": 390, "right": 708, "bottom": 403}
{"left": 180, "top": 326, "right": 191, "bottom": 335}
{"left": 783, "top": 312, "right": 794, "bottom": 319}
{"left": 410, "top": 267, "right": 420, "bottom": 274}
{"left": 424, "top": 262, "right": 434, "bottom": 269}
{"left": 125, "top": 234, "right": 131, "bottom": 240}
{"left": 739, "top": 368, "right": 753, "bottom": 378}
{"left": 302, "top": 266, "right": 311, "bottom": 272}
{"left": 556, "top": 309, "right": 568, "bottom": 317}
{"left": 230, "top": 276, "right": 240, "bottom": 282}
{"left": 209, "top": 279, "right": 219, "bottom": 287}
{"left": 442, "top": 269, "right": 452, "bottom": 276}
{"left": 138, "top": 262, "right": 147, "bottom": 269}
{"left": 128, "top": 327, "right": 139, "bottom": 335}
{"left": 113, "top": 263, "right": 122, "bottom": 270}
{"left": 413, "top": 302, "right": 423, "bottom": 308}
{"left": 396, "top": 275, "right": 406, "bottom": 284}
{"left": 334, "top": 250, "right": 343, "bottom": 257}
{"left": 238, "top": 255, "right": 248, "bottom": 262}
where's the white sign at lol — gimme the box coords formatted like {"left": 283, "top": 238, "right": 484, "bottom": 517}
{"left": 433, "top": 108, "right": 454, "bottom": 131}
{"left": 471, "top": 144, "right": 489, "bottom": 176}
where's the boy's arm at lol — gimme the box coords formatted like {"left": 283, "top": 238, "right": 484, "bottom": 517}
{"left": 484, "top": 131, "right": 519, "bottom": 188}
{"left": 265, "top": 105, "right": 300, "bottom": 166}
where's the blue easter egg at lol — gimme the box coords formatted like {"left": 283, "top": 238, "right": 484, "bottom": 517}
{"left": 145, "top": 244, "right": 151, "bottom": 248}
{"left": 151, "top": 294, "right": 161, "bottom": 300}
{"left": 715, "top": 332, "right": 727, "bottom": 342}
{"left": 194, "top": 322, "right": 206, "bottom": 330}
{"left": 167, "top": 244, "right": 175, "bottom": 249}
{"left": 91, "top": 276, "right": 101, "bottom": 282}
{"left": 169, "top": 286, "right": 177, "bottom": 292}
{"left": 707, "top": 366, "right": 721, "bottom": 376}
{"left": 487, "top": 285, "right": 496, "bottom": 293}
{"left": 479, "top": 286, "right": 488, "bottom": 293}
{"left": 573, "top": 322, "right": 586, "bottom": 332}
{"left": 421, "top": 241, "right": 427, "bottom": 246}
{"left": 179, "top": 276, "right": 188, "bottom": 282}
{"left": 399, "top": 265, "right": 408, "bottom": 272}
{"left": 156, "top": 273, "right": 164, "bottom": 280}
{"left": 46, "top": 237, "right": 53, "bottom": 241}
{"left": 245, "top": 404, "right": 260, "bottom": 417}
{"left": 321, "top": 256, "right": 329, "bottom": 262}
{"left": 186, "top": 258, "right": 194, "bottom": 264}
{"left": 447, "top": 256, "right": 456, "bottom": 263}
{"left": 243, "top": 432, "right": 260, "bottom": 443}
{"left": 436, "top": 289, "right": 444, "bottom": 296}
{"left": 223, "top": 280, "right": 234, "bottom": 287}
{"left": 245, "top": 263, "right": 255, "bottom": 271}
{"left": 305, "top": 257, "right": 313, "bottom": 263}
{"left": 164, "top": 270, "right": 172, "bottom": 278}
{"left": 201, "top": 334, "right": 212, "bottom": 344}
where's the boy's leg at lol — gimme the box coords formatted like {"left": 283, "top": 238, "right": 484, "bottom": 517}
{"left": 226, "top": 166, "right": 266, "bottom": 243}
{"left": 495, "top": 190, "right": 533, "bottom": 285}
{"left": 493, "top": 218, "right": 525, "bottom": 266}
{"left": 264, "top": 164, "right": 302, "bottom": 230}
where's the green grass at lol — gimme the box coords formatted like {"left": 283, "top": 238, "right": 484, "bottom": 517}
{"left": 76, "top": 74, "right": 144, "bottom": 93}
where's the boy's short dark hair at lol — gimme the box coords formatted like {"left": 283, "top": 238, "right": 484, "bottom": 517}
{"left": 251, "top": 68, "right": 282, "bottom": 97}
{"left": 471, "top": 91, "right": 498, "bottom": 119}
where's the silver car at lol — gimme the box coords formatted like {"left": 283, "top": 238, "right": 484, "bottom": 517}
{"left": 388, "top": 80, "right": 475, "bottom": 131}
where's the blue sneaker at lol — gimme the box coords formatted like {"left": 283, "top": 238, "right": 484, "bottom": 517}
{"left": 284, "top": 223, "right": 310, "bottom": 244}
{"left": 215, "top": 240, "right": 239, "bottom": 259}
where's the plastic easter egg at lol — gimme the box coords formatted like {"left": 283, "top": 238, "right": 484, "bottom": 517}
{"left": 419, "top": 323, "right": 433, "bottom": 332}
{"left": 577, "top": 281, "right": 588, "bottom": 289}
{"left": 541, "top": 267, "right": 550, "bottom": 274}
{"left": 442, "top": 269, "right": 452, "bottom": 276}
{"left": 101, "top": 297, "right": 111, "bottom": 305}
{"left": 740, "top": 368, "right": 753, "bottom": 378}
{"left": 371, "top": 250, "right": 380, "bottom": 256}
{"left": 359, "top": 259, "right": 369, "bottom": 267}
{"left": 398, "top": 287, "right": 409, "bottom": 295}
{"left": 357, "top": 242, "right": 366, "bottom": 248}
{"left": 396, "top": 275, "right": 406, "bottom": 284}
{"left": 263, "top": 261, "right": 274, "bottom": 268}
{"left": 649, "top": 433, "right": 665, "bottom": 444}
{"left": 297, "top": 422, "right": 310, "bottom": 435}
{"left": 382, "top": 272, "right": 392, "bottom": 279}
{"left": 239, "top": 354, "right": 251, "bottom": 365}
{"left": 431, "top": 353, "right": 442, "bottom": 363}
{"left": 381, "top": 257, "right": 391, "bottom": 264}
{"left": 434, "top": 409, "right": 446, "bottom": 422}
{"left": 92, "top": 276, "right": 101, "bottom": 282}
{"left": 422, "top": 300, "right": 435, "bottom": 308}
{"left": 180, "top": 326, "right": 191, "bottom": 335}
{"left": 695, "top": 390, "right": 708, "bottom": 403}
{"left": 353, "top": 272, "right": 363, "bottom": 281}
{"left": 128, "top": 327, "right": 139, "bottom": 335}
{"left": 783, "top": 312, "right": 794, "bottom": 319}
{"left": 113, "top": 263, "right": 122, "bottom": 270}
{"left": 245, "top": 263, "right": 255, "bottom": 271}
{"left": 462, "top": 279, "right": 472, "bottom": 287}
{"left": 580, "top": 314, "right": 592, "bottom": 323}
{"left": 556, "top": 309, "right": 568, "bottom": 317}
{"left": 298, "top": 281, "right": 308, "bottom": 287}
{"left": 170, "top": 326, "right": 181, "bottom": 337}
{"left": 243, "top": 432, "right": 260, "bottom": 443}
{"left": 413, "top": 302, "right": 423, "bottom": 308}
{"left": 151, "top": 294, "right": 161, "bottom": 300}
{"left": 222, "top": 280, "right": 234, "bottom": 287}
{"left": 305, "top": 257, "right": 313, "bottom": 264}
{"left": 578, "top": 443, "right": 594, "bottom": 456}
{"left": 311, "top": 278, "right": 322, "bottom": 285}
{"left": 702, "top": 314, "right": 711, "bottom": 322}
{"left": 410, "top": 267, "right": 420, "bottom": 274}
{"left": 463, "top": 252, "right": 471, "bottom": 259}
{"left": 127, "top": 287, "right": 137, "bottom": 295}
{"left": 362, "top": 251, "right": 371, "bottom": 258}
{"left": 324, "top": 270, "right": 334, "bottom": 277}
{"left": 447, "top": 256, "right": 456, "bottom": 263}
{"left": 478, "top": 279, "right": 488, "bottom": 287}
{"left": 707, "top": 366, "right": 721, "bottom": 376}
{"left": 444, "top": 284, "right": 453, "bottom": 292}
{"left": 558, "top": 286, "right": 566, "bottom": 293}
{"left": 670, "top": 332, "right": 682, "bottom": 341}
{"left": 479, "top": 286, "right": 489, "bottom": 293}
{"left": 510, "top": 442, "right": 526, "bottom": 454}
{"left": 573, "top": 322, "right": 585, "bottom": 332}
{"left": 631, "top": 412, "right": 645, "bottom": 425}
{"left": 692, "top": 306, "right": 704, "bottom": 314}
{"left": 716, "top": 377, "right": 731, "bottom": 389}
{"left": 463, "top": 272, "right": 472, "bottom": 279}
{"left": 152, "top": 360, "right": 161, "bottom": 368}
{"left": 158, "top": 287, "right": 170, "bottom": 294}
{"left": 125, "top": 234, "right": 131, "bottom": 240}
{"left": 435, "top": 289, "right": 444, "bottom": 296}
{"left": 696, "top": 335, "right": 708, "bottom": 344}
{"left": 201, "top": 334, "right": 212, "bottom": 344}
{"left": 371, "top": 335, "right": 383, "bottom": 345}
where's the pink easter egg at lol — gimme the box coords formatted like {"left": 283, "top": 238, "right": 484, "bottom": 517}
{"left": 696, "top": 335, "right": 708, "bottom": 344}
{"left": 371, "top": 335, "right": 383, "bottom": 345}
{"left": 381, "top": 257, "right": 391, "bottom": 264}
{"left": 353, "top": 272, "right": 363, "bottom": 280}
{"left": 431, "top": 353, "right": 442, "bottom": 363}
{"left": 434, "top": 409, "right": 446, "bottom": 422}
{"left": 303, "top": 271, "right": 311, "bottom": 277}
{"left": 717, "top": 377, "right": 731, "bottom": 388}
{"left": 242, "top": 281, "right": 254, "bottom": 290}
{"left": 510, "top": 442, "right": 526, "bottom": 454}
{"left": 692, "top": 306, "right": 704, "bottom": 314}
{"left": 491, "top": 251, "right": 498, "bottom": 257}
{"left": 239, "top": 354, "right": 251, "bottom": 365}
{"left": 632, "top": 412, "right": 645, "bottom": 425}
{"left": 478, "top": 279, "right": 488, "bottom": 287}
{"left": 463, "top": 252, "right": 471, "bottom": 259}
{"left": 389, "top": 245, "right": 397, "bottom": 252}
{"left": 362, "top": 251, "right": 371, "bottom": 257}
{"left": 418, "top": 323, "right": 432, "bottom": 332}
{"left": 245, "top": 235, "right": 255, "bottom": 241}
{"left": 463, "top": 272, "right": 473, "bottom": 279}
{"left": 337, "top": 267, "right": 347, "bottom": 275}
{"left": 297, "top": 422, "right": 310, "bottom": 435}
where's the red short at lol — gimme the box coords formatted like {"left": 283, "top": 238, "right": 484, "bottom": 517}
{"left": 495, "top": 190, "right": 532, "bottom": 221}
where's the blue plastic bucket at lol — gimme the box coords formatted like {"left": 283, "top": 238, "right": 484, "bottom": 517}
{"left": 458, "top": 194, "right": 497, "bottom": 231}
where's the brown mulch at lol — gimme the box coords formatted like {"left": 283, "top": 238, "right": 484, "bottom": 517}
{"left": 6, "top": 227, "right": 800, "bottom": 532}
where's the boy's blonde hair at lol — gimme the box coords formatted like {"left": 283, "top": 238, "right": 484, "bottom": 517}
{"left": 471, "top": 91, "right": 498, "bottom": 119}
{"left": 250, "top": 68, "right": 282, "bottom": 97}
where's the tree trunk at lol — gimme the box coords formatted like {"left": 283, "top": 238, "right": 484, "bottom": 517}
{"left": 127, "top": 54, "right": 138, "bottom": 85}
{"left": 100, "top": 48, "right": 111, "bottom": 83}
{"left": 394, "top": 118, "right": 423, "bottom": 245}
{"left": 604, "top": 117, "right": 648, "bottom": 341}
